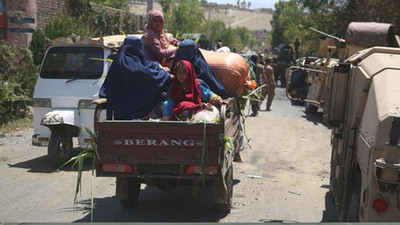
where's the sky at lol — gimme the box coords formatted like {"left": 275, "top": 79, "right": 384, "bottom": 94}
{"left": 207, "top": 0, "right": 280, "bottom": 10}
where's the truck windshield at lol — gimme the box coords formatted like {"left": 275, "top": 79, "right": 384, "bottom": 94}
{"left": 40, "top": 46, "right": 104, "bottom": 79}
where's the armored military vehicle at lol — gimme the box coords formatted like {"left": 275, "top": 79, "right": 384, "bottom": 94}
{"left": 328, "top": 47, "right": 400, "bottom": 222}
{"left": 286, "top": 22, "right": 399, "bottom": 114}
{"left": 288, "top": 22, "right": 400, "bottom": 221}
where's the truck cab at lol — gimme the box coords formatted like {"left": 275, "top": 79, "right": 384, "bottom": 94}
{"left": 32, "top": 35, "right": 140, "bottom": 167}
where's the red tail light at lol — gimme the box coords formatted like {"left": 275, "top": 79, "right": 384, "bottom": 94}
{"left": 186, "top": 164, "right": 219, "bottom": 175}
{"left": 102, "top": 163, "right": 134, "bottom": 173}
{"left": 372, "top": 198, "right": 388, "bottom": 213}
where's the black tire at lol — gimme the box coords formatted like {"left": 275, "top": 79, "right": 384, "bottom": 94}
{"left": 346, "top": 177, "right": 361, "bottom": 222}
{"left": 117, "top": 177, "right": 141, "bottom": 208}
{"left": 305, "top": 102, "right": 318, "bottom": 113}
{"left": 48, "top": 131, "right": 73, "bottom": 168}
{"left": 217, "top": 166, "right": 233, "bottom": 213}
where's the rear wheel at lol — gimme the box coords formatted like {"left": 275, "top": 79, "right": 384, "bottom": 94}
{"left": 217, "top": 167, "right": 233, "bottom": 213}
{"left": 116, "top": 177, "right": 141, "bottom": 208}
{"left": 346, "top": 175, "right": 361, "bottom": 221}
{"left": 48, "top": 131, "right": 73, "bottom": 168}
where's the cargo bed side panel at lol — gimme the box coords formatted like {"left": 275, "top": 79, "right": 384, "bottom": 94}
{"left": 96, "top": 121, "right": 224, "bottom": 165}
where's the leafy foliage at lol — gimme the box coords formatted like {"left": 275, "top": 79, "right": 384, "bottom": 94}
{"left": 30, "top": 0, "right": 138, "bottom": 65}
{"left": 270, "top": 0, "right": 400, "bottom": 57}
{"left": 91, "top": 0, "right": 131, "bottom": 9}
{"left": 169, "top": 0, "right": 205, "bottom": 34}
{"left": 59, "top": 126, "right": 98, "bottom": 222}
{"left": 201, "top": 20, "right": 261, "bottom": 51}
{"left": 0, "top": 41, "right": 37, "bottom": 125}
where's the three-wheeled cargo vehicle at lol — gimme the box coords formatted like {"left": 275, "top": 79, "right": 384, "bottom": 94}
{"left": 93, "top": 98, "right": 241, "bottom": 213}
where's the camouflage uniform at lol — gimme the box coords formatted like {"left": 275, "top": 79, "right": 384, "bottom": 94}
{"left": 250, "top": 63, "right": 265, "bottom": 115}
{"left": 263, "top": 64, "right": 276, "bottom": 110}
{"left": 270, "top": 58, "right": 279, "bottom": 86}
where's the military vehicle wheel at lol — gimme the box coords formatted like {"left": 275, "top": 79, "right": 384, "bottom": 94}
{"left": 117, "top": 177, "right": 141, "bottom": 208}
{"left": 217, "top": 167, "right": 233, "bottom": 213}
{"left": 48, "top": 131, "right": 73, "bottom": 168}
{"left": 305, "top": 102, "right": 318, "bottom": 113}
{"left": 346, "top": 177, "right": 361, "bottom": 221}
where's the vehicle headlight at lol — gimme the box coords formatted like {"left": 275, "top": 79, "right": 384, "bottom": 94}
{"left": 78, "top": 99, "right": 96, "bottom": 109}
{"left": 33, "top": 98, "right": 52, "bottom": 107}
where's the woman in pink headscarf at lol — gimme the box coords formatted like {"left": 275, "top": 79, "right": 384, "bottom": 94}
{"left": 142, "top": 9, "right": 179, "bottom": 65}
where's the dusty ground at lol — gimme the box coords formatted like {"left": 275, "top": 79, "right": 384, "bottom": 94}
{"left": 0, "top": 88, "right": 338, "bottom": 222}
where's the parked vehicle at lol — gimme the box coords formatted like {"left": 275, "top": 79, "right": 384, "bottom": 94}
{"left": 286, "top": 23, "right": 400, "bottom": 115}
{"left": 276, "top": 44, "right": 295, "bottom": 87}
{"left": 32, "top": 35, "right": 140, "bottom": 167}
{"left": 286, "top": 56, "right": 319, "bottom": 105}
{"left": 93, "top": 98, "right": 241, "bottom": 212}
{"left": 286, "top": 22, "right": 400, "bottom": 221}
{"left": 327, "top": 47, "right": 400, "bottom": 222}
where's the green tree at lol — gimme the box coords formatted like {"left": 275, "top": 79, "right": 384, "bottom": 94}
{"left": 66, "top": 0, "right": 92, "bottom": 18}
{"left": 0, "top": 41, "right": 37, "bottom": 124}
{"left": 160, "top": 0, "right": 173, "bottom": 31}
{"left": 44, "top": 11, "right": 91, "bottom": 40}
{"left": 202, "top": 20, "right": 226, "bottom": 46}
{"left": 271, "top": 1, "right": 306, "bottom": 47}
{"left": 91, "top": 0, "right": 131, "bottom": 9}
{"left": 240, "top": 0, "right": 246, "bottom": 9}
{"left": 169, "top": 0, "right": 204, "bottom": 34}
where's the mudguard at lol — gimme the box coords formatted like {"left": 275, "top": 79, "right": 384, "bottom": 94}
{"left": 40, "top": 109, "right": 80, "bottom": 128}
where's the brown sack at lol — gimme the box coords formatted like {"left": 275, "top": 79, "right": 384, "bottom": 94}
{"left": 200, "top": 49, "right": 249, "bottom": 96}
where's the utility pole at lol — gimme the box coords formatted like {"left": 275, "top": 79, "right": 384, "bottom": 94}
{"left": 207, "top": 5, "right": 212, "bottom": 50}
{"left": 147, "top": 0, "right": 153, "bottom": 13}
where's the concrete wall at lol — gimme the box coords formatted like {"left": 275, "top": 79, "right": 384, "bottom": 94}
{"left": 36, "top": 0, "right": 65, "bottom": 30}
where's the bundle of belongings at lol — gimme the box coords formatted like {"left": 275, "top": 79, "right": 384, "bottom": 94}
{"left": 101, "top": 37, "right": 252, "bottom": 123}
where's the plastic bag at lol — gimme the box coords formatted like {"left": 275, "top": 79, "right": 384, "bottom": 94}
{"left": 192, "top": 105, "right": 220, "bottom": 123}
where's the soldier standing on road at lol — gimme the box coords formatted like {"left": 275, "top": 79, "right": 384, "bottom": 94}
{"left": 250, "top": 54, "right": 264, "bottom": 116}
{"left": 270, "top": 57, "right": 279, "bottom": 86}
{"left": 263, "top": 58, "right": 276, "bottom": 111}
{"left": 294, "top": 38, "right": 300, "bottom": 59}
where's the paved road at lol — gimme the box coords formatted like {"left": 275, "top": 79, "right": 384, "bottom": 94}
{"left": 0, "top": 87, "right": 338, "bottom": 222}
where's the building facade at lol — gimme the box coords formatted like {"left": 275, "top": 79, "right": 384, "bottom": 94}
{"left": 1, "top": 0, "right": 65, "bottom": 47}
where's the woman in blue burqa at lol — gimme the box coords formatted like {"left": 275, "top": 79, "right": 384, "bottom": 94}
{"left": 100, "top": 36, "right": 171, "bottom": 120}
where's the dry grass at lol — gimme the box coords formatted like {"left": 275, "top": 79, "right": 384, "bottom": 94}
{"left": 0, "top": 116, "right": 33, "bottom": 134}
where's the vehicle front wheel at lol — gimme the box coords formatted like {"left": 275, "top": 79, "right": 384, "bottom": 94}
{"left": 48, "top": 131, "right": 73, "bottom": 168}
{"left": 116, "top": 177, "right": 141, "bottom": 208}
{"left": 305, "top": 102, "right": 318, "bottom": 113}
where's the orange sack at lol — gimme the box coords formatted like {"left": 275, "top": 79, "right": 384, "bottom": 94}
{"left": 199, "top": 49, "right": 249, "bottom": 96}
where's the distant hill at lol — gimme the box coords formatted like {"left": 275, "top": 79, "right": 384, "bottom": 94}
{"left": 129, "top": 1, "right": 273, "bottom": 32}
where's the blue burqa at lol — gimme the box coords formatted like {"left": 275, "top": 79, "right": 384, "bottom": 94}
{"left": 101, "top": 36, "right": 171, "bottom": 120}
{"left": 173, "top": 40, "right": 227, "bottom": 98}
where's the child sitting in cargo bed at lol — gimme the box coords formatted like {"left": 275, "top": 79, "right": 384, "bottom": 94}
{"left": 162, "top": 60, "right": 225, "bottom": 121}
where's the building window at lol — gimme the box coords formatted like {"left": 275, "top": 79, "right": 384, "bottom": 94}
{"left": 0, "top": 0, "right": 3, "bottom": 14}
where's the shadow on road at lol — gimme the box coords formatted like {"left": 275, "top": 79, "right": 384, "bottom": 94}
{"left": 301, "top": 111, "right": 327, "bottom": 126}
{"left": 73, "top": 185, "right": 230, "bottom": 222}
{"left": 8, "top": 147, "right": 93, "bottom": 173}
{"left": 321, "top": 191, "right": 339, "bottom": 222}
